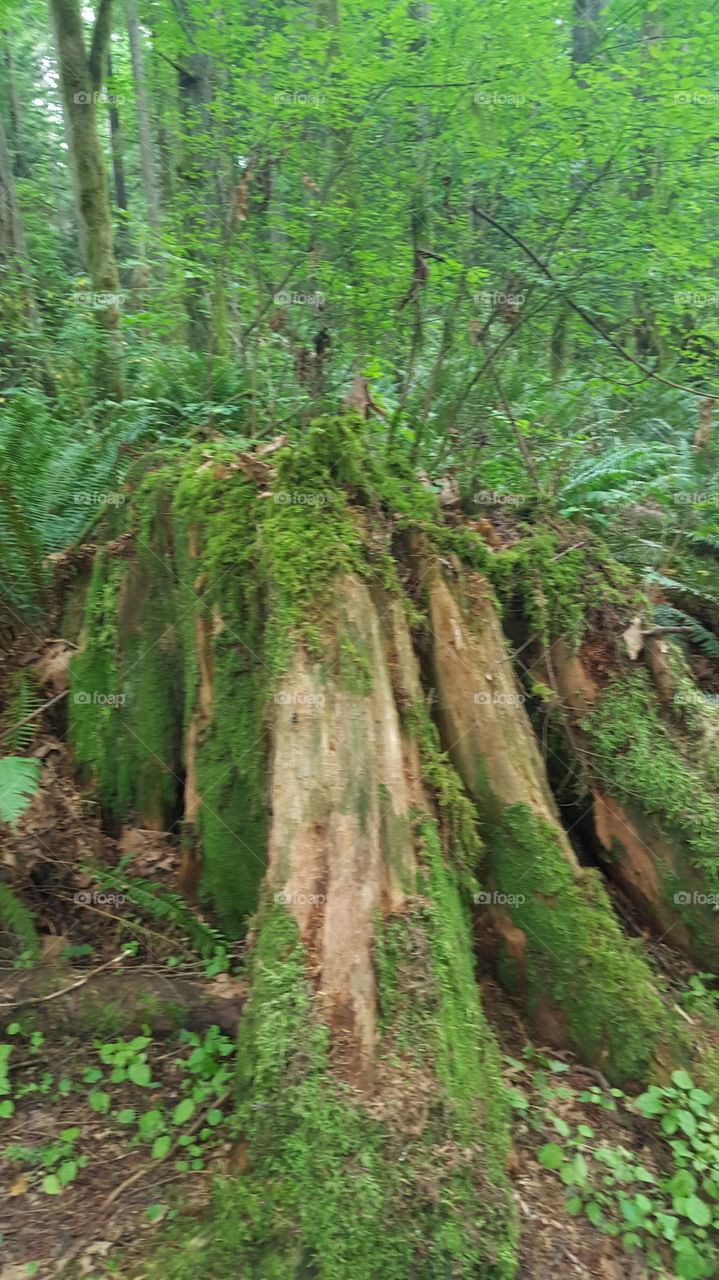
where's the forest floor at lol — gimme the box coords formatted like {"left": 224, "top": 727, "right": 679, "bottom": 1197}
{"left": 0, "top": 633, "right": 715, "bottom": 1280}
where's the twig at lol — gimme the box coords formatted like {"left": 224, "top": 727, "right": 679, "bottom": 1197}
{"left": 479, "top": 336, "right": 541, "bottom": 489}
{"left": 0, "top": 689, "right": 68, "bottom": 742}
{"left": 471, "top": 204, "right": 716, "bottom": 399}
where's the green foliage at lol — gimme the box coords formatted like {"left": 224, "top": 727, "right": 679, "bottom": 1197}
{"left": 1, "top": 1022, "right": 236, "bottom": 1196}
{"left": 85, "top": 864, "right": 229, "bottom": 965}
{"left": 5, "top": 1127, "right": 87, "bottom": 1195}
{"left": 0, "top": 882, "right": 41, "bottom": 963}
{"left": 0, "top": 757, "right": 40, "bottom": 831}
{"left": 536, "top": 1070, "right": 719, "bottom": 1278}
{"left": 0, "top": 673, "right": 42, "bottom": 751}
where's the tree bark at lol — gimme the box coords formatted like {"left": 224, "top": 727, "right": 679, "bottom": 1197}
{"left": 49, "top": 0, "right": 124, "bottom": 399}
{"left": 0, "top": 110, "right": 54, "bottom": 392}
{"left": 124, "top": 0, "right": 160, "bottom": 232}
{"left": 107, "top": 52, "right": 130, "bottom": 263}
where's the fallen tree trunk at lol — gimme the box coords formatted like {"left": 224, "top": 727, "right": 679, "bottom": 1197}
{"left": 62, "top": 414, "right": 719, "bottom": 1275}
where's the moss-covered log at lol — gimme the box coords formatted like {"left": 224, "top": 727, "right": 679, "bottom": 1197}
{"left": 64, "top": 415, "right": 719, "bottom": 1276}
{"left": 519, "top": 583, "right": 719, "bottom": 970}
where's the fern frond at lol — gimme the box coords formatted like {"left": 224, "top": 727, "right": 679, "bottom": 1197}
{"left": 0, "top": 757, "right": 41, "bottom": 828}
{"left": 652, "top": 604, "right": 719, "bottom": 658}
{"left": 0, "top": 883, "right": 41, "bottom": 961}
{"left": 89, "top": 865, "right": 227, "bottom": 960}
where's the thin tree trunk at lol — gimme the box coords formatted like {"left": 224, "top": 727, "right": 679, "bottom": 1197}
{"left": 107, "top": 52, "right": 130, "bottom": 264}
{"left": 49, "top": 0, "right": 124, "bottom": 400}
{"left": 1, "top": 37, "right": 29, "bottom": 177}
{"left": 124, "top": 0, "right": 160, "bottom": 231}
{"left": 0, "top": 111, "right": 55, "bottom": 392}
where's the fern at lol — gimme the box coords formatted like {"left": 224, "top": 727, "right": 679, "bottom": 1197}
{"left": 1, "top": 674, "right": 43, "bottom": 751}
{"left": 652, "top": 604, "right": 719, "bottom": 658}
{"left": 0, "top": 883, "right": 41, "bottom": 961}
{"left": 0, "top": 757, "right": 41, "bottom": 828}
{"left": 88, "top": 865, "right": 227, "bottom": 961}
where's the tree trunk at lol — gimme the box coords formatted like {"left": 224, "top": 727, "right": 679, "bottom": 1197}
{"left": 571, "top": 0, "right": 602, "bottom": 69}
{"left": 65, "top": 414, "right": 718, "bottom": 1274}
{"left": 107, "top": 52, "right": 130, "bottom": 264}
{"left": 124, "top": 0, "right": 160, "bottom": 232}
{"left": 2, "top": 36, "right": 29, "bottom": 177}
{"left": 49, "top": 0, "right": 124, "bottom": 400}
{"left": 0, "top": 110, "right": 54, "bottom": 392}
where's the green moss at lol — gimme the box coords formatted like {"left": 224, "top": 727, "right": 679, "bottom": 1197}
{"left": 338, "top": 627, "right": 374, "bottom": 696}
{"left": 488, "top": 803, "right": 675, "bottom": 1084}
{"left": 69, "top": 486, "right": 184, "bottom": 827}
{"left": 404, "top": 698, "right": 483, "bottom": 881}
{"left": 69, "top": 553, "right": 126, "bottom": 808}
{"left": 147, "top": 876, "right": 516, "bottom": 1280}
{"left": 486, "top": 529, "right": 633, "bottom": 642}
{"left": 583, "top": 669, "right": 719, "bottom": 882}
